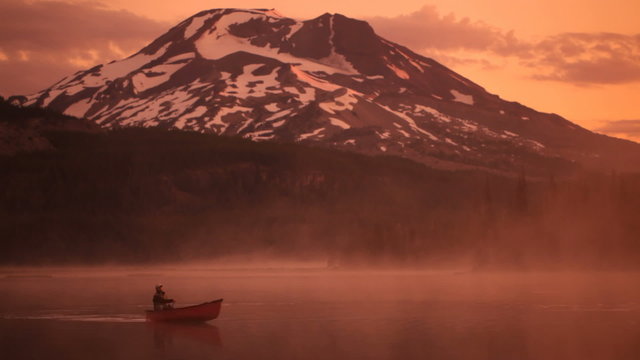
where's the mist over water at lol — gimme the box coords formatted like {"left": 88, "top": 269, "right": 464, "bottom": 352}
{"left": 2, "top": 264, "right": 639, "bottom": 360}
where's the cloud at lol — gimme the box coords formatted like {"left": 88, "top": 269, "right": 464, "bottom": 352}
{"left": 367, "top": 7, "right": 640, "bottom": 85}
{"left": 596, "top": 119, "right": 640, "bottom": 140}
{"left": 528, "top": 33, "right": 640, "bottom": 85}
{"left": 367, "top": 5, "right": 525, "bottom": 54}
{"left": 0, "top": 0, "right": 169, "bottom": 96}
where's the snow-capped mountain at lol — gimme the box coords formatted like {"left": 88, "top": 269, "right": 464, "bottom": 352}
{"left": 12, "top": 8, "right": 640, "bottom": 173}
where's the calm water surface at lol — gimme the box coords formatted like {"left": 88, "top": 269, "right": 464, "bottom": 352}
{"left": 1, "top": 267, "right": 639, "bottom": 360}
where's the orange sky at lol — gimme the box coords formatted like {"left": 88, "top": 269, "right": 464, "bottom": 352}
{"left": 106, "top": 0, "right": 640, "bottom": 34}
{"left": 1, "top": 0, "right": 639, "bottom": 141}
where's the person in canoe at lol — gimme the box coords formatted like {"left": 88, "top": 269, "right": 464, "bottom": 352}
{"left": 153, "top": 284, "right": 175, "bottom": 311}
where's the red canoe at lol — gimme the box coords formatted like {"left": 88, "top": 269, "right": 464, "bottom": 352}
{"left": 146, "top": 299, "right": 223, "bottom": 322}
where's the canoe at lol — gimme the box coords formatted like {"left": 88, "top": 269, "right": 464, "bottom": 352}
{"left": 146, "top": 299, "right": 223, "bottom": 322}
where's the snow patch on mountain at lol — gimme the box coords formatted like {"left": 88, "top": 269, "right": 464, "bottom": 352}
{"left": 184, "top": 14, "right": 209, "bottom": 39}
{"left": 299, "top": 128, "right": 325, "bottom": 141}
{"left": 380, "top": 105, "right": 438, "bottom": 141}
{"left": 413, "top": 105, "right": 451, "bottom": 123}
{"left": 283, "top": 86, "right": 316, "bottom": 103}
{"left": 399, "top": 51, "right": 424, "bottom": 73}
{"left": 246, "top": 129, "right": 274, "bottom": 140}
{"left": 210, "top": 105, "right": 253, "bottom": 133}
{"left": 102, "top": 44, "right": 170, "bottom": 81}
{"left": 224, "top": 64, "right": 280, "bottom": 98}
{"left": 450, "top": 90, "right": 474, "bottom": 105}
{"left": 319, "top": 91, "right": 359, "bottom": 114}
{"left": 285, "top": 21, "right": 304, "bottom": 40}
{"left": 132, "top": 63, "right": 184, "bottom": 93}
{"left": 290, "top": 67, "right": 341, "bottom": 92}
{"left": 264, "top": 103, "right": 280, "bottom": 112}
{"left": 329, "top": 117, "right": 350, "bottom": 129}
{"left": 167, "top": 53, "right": 195, "bottom": 63}
{"left": 64, "top": 99, "right": 92, "bottom": 118}
{"left": 266, "top": 109, "right": 293, "bottom": 121}
{"left": 175, "top": 106, "right": 208, "bottom": 129}
{"left": 388, "top": 64, "right": 409, "bottom": 79}
{"left": 272, "top": 119, "right": 286, "bottom": 127}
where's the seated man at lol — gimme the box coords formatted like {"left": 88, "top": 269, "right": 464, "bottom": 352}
{"left": 152, "top": 284, "right": 175, "bottom": 311}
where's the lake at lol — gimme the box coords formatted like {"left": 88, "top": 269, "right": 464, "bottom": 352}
{"left": 1, "top": 265, "right": 639, "bottom": 359}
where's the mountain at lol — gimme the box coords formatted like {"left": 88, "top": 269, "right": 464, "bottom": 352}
{"left": 10, "top": 8, "right": 640, "bottom": 173}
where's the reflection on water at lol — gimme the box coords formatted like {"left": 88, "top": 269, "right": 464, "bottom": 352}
{"left": 1, "top": 268, "right": 640, "bottom": 359}
{"left": 150, "top": 322, "right": 222, "bottom": 350}
{"left": 2, "top": 312, "right": 145, "bottom": 322}
{"left": 0, "top": 319, "right": 223, "bottom": 360}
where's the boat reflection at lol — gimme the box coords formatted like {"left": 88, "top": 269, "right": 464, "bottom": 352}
{"left": 148, "top": 322, "right": 222, "bottom": 351}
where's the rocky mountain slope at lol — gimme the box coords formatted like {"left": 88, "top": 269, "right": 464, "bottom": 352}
{"left": 11, "top": 8, "right": 640, "bottom": 173}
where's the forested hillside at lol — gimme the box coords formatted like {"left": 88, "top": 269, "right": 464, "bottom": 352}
{"left": 1, "top": 100, "right": 639, "bottom": 267}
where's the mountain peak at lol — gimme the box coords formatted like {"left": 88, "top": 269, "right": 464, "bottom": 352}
{"left": 187, "top": 8, "right": 286, "bottom": 19}
{"left": 249, "top": 8, "right": 286, "bottom": 17}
